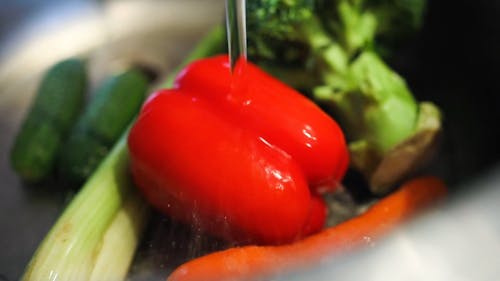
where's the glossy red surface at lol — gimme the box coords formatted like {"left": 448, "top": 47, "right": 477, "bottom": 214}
{"left": 128, "top": 56, "right": 349, "bottom": 244}
{"left": 176, "top": 55, "right": 349, "bottom": 191}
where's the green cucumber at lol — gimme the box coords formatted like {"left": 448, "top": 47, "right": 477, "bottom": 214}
{"left": 59, "top": 69, "right": 148, "bottom": 184}
{"left": 10, "top": 58, "right": 87, "bottom": 182}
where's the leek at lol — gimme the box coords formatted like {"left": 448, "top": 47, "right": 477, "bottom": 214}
{"left": 22, "top": 137, "right": 138, "bottom": 280}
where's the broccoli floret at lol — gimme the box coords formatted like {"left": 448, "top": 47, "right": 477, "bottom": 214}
{"left": 247, "top": 0, "right": 353, "bottom": 88}
{"left": 247, "top": 0, "right": 419, "bottom": 149}
{"left": 316, "top": 0, "right": 426, "bottom": 55}
{"left": 247, "top": 1, "right": 344, "bottom": 65}
{"left": 248, "top": 0, "right": 426, "bottom": 62}
{"left": 247, "top": 0, "right": 316, "bottom": 63}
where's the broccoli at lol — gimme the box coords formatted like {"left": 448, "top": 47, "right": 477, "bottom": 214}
{"left": 367, "top": 0, "right": 427, "bottom": 52}
{"left": 247, "top": 0, "right": 441, "bottom": 194}
{"left": 316, "top": 0, "right": 427, "bottom": 55}
{"left": 246, "top": 0, "right": 338, "bottom": 90}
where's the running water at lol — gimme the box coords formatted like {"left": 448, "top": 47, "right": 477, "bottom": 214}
{"left": 225, "top": 0, "right": 247, "bottom": 71}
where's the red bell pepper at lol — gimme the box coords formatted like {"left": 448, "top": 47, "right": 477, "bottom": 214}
{"left": 127, "top": 55, "right": 349, "bottom": 244}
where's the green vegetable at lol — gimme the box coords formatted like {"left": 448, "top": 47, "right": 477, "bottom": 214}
{"left": 315, "top": 0, "right": 426, "bottom": 55}
{"left": 22, "top": 136, "right": 141, "bottom": 280}
{"left": 10, "top": 58, "right": 87, "bottom": 182}
{"left": 246, "top": 0, "right": 424, "bottom": 87}
{"left": 22, "top": 25, "right": 224, "bottom": 281}
{"left": 315, "top": 51, "right": 418, "bottom": 154}
{"left": 247, "top": 0, "right": 440, "bottom": 193}
{"left": 89, "top": 192, "right": 149, "bottom": 281}
{"left": 59, "top": 69, "right": 148, "bottom": 184}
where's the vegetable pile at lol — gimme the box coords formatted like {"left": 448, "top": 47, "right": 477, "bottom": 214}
{"left": 13, "top": 59, "right": 151, "bottom": 280}
{"left": 11, "top": 59, "right": 148, "bottom": 185}
{"left": 12, "top": 0, "right": 449, "bottom": 280}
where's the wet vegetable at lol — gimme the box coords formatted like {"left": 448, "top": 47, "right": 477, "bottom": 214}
{"left": 127, "top": 55, "right": 349, "bottom": 244}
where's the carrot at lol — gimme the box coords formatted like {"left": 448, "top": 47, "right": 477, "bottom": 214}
{"left": 167, "top": 176, "right": 447, "bottom": 281}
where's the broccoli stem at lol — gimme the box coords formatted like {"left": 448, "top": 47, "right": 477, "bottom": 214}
{"left": 315, "top": 51, "right": 418, "bottom": 154}
{"left": 22, "top": 25, "right": 225, "bottom": 281}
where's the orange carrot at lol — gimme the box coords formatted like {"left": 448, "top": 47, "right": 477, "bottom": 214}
{"left": 167, "top": 176, "right": 447, "bottom": 281}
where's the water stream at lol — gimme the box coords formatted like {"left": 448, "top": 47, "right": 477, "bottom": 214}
{"left": 225, "top": 0, "right": 247, "bottom": 71}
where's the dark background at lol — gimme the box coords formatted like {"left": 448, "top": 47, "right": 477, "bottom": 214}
{"left": 388, "top": 0, "right": 500, "bottom": 187}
